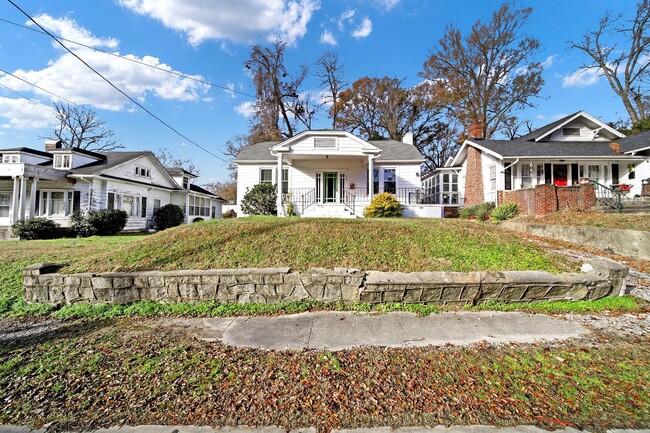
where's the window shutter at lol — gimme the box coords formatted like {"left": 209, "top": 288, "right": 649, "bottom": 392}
{"left": 571, "top": 164, "right": 579, "bottom": 184}
{"left": 73, "top": 191, "right": 81, "bottom": 212}
{"left": 504, "top": 166, "right": 512, "bottom": 190}
{"left": 141, "top": 197, "right": 147, "bottom": 217}
{"left": 35, "top": 191, "right": 40, "bottom": 215}
{"left": 107, "top": 192, "right": 115, "bottom": 210}
{"left": 612, "top": 164, "right": 619, "bottom": 184}
{"left": 544, "top": 164, "right": 552, "bottom": 184}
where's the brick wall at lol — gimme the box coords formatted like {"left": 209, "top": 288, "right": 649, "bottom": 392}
{"left": 642, "top": 180, "right": 650, "bottom": 197}
{"left": 464, "top": 146, "right": 484, "bottom": 206}
{"left": 499, "top": 184, "right": 595, "bottom": 216}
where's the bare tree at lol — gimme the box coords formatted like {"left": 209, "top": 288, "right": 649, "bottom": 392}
{"left": 244, "top": 39, "right": 309, "bottom": 141}
{"left": 154, "top": 147, "right": 201, "bottom": 176}
{"left": 419, "top": 3, "right": 544, "bottom": 139}
{"left": 203, "top": 181, "right": 237, "bottom": 202}
{"left": 222, "top": 134, "right": 250, "bottom": 181}
{"left": 569, "top": 0, "right": 650, "bottom": 125}
{"left": 499, "top": 116, "right": 534, "bottom": 140}
{"left": 316, "top": 52, "right": 347, "bottom": 129}
{"left": 45, "top": 102, "right": 123, "bottom": 151}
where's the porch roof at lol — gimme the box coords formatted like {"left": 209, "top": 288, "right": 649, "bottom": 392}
{"left": 470, "top": 139, "right": 645, "bottom": 159}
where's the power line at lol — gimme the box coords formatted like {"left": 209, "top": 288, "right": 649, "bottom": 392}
{"left": 6, "top": 0, "right": 230, "bottom": 165}
{"left": 0, "top": 67, "right": 78, "bottom": 105}
{"left": 0, "top": 17, "right": 255, "bottom": 99}
{"left": 0, "top": 81, "right": 58, "bottom": 115}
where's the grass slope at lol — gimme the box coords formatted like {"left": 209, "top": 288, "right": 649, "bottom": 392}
{"left": 517, "top": 210, "right": 650, "bottom": 232}
{"left": 68, "top": 217, "right": 577, "bottom": 274}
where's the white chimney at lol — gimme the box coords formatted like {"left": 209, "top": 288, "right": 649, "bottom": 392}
{"left": 402, "top": 132, "right": 414, "bottom": 146}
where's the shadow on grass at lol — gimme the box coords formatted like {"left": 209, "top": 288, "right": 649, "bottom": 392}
{"left": 0, "top": 317, "right": 114, "bottom": 353}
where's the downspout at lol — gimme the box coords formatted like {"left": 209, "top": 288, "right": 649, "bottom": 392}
{"left": 76, "top": 176, "right": 93, "bottom": 211}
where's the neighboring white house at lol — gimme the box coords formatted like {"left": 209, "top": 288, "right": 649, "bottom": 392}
{"left": 0, "top": 140, "right": 225, "bottom": 230}
{"left": 433, "top": 110, "right": 650, "bottom": 207}
{"left": 233, "top": 130, "right": 444, "bottom": 218}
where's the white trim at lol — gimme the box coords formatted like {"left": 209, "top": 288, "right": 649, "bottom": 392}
{"left": 450, "top": 140, "right": 503, "bottom": 167}
{"left": 624, "top": 145, "right": 650, "bottom": 155}
{"left": 535, "top": 110, "right": 626, "bottom": 142}
{"left": 270, "top": 130, "right": 381, "bottom": 154}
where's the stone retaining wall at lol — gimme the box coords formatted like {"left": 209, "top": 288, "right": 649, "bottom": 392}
{"left": 23, "top": 258, "right": 628, "bottom": 307}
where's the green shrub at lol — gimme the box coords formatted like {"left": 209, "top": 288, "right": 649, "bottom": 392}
{"left": 475, "top": 202, "right": 495, "bottom": 221}
{"left": 192, "top": 217, "right": 204, "bottom": 223}
{"left": 240, "top": 183, "right": 277, "bottom": 216}
{"left": 12, "top": 218, "right": 61, "bottom": 240}
{"left": 459, "top": 205, "right": 476, "bottom": 219}
{"left": 364, "top": 193, "right": 403, "bottom": 218}
{"left": 491, "top": 202, "right": 520, "bottom": 221}
{"left": 222, "top": 209, "right": 237, "bottom": 219}
{"left": 72, "top": 209, "right": 128, "bottom": 237}
{"left": 154, "top": 204, "right": 185, "bottom": 230}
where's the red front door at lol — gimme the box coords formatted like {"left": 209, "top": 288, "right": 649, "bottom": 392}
{"left": 553, "top": 164, "right": 568, "bottom": 186}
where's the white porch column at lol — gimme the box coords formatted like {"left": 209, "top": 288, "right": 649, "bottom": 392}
{"left": 29, "top": 177, "right": 38, "bottom": 219}
{"left": 276, "top": 153, "right": 285, "bottom": 217}
{"left": 368, "top": 155, "right": 374, "bottom": 198}
{"left": 18, "top": 176, "right": 27, "bottom": 221}
{"left": 10, "top": 176, "right": 20, "bottom": 224}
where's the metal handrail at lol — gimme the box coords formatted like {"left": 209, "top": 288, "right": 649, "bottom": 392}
{"left": 301, "top": 188, "right": 316, "bottom": 212}
{"left": 590, "top": 180, "right": 622, "bottom": 213}
{"left": 343, "top": 190, "right": 355, "bottom": 214}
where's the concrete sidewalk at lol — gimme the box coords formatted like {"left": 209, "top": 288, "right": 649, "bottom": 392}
{"left": 1, "top": 425, "right": 647, "bottom": 433}
{"left": 158, "top": 311, "right": 587, "bottom": 351}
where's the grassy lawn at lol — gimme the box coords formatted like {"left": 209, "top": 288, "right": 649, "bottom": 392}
{"left": 517, "top": 210, "right": 650, "bottom": 232}
{"left": 67, "top": 217, "right": 577, "bottom": 273}
{"left": 1, "top": 319, "right": 648, "bottom": 431}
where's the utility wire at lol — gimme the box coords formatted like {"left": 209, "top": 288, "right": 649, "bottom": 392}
{"left": 0, "top": 17, "right": 255, "bottom": 99}
{"left": 6, "top": 0, "right": 230, "bottom": 164}
{"left": 0, "top": 67, "right": 78, "bottom": 105}
{"left": 0, "top": 81, "right": 59, "bottom": 115}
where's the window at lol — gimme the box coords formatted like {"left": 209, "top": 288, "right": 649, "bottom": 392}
{"left": 153, "top": 199, "right": 161, "bottom": 213}
{"left": 122, "top": 195, "right": 134, "bottom": 216}
{"left": 562, "top": 127, "right": 580, "bottom": 137}
{"left": 521, "top": 164, "right": 533, "bottom": 188}
{"left": 314, "top": 137, "right": 336, "bottom": 148}
{"left": 588, "top": 164, "right": 600, "bottom": 181}
{"left": 107, "top": 192, "right": 115, "bottom": 210}
{"left": 260, "top": 169, "right": 273, "bottom": 184}
{"left": 603, "top": 165, "right": 609, "bottom": 183}
{"left": 442, "top": 173, "right": 459, "bottom": 204}
{"left": 0, "top": 193, "right": 10, "bottom": 217}
{"left": 182, "top": 176, "right": 189, "bottom": 189}
{"left": 489, "top": 165, "right": 497, "bottom": 191}
{"left": 282, "top": 168, "right": 289, "bottom": 194}
{"left": 383, "top": 168, "right": 396, "bottom": 194}
{"left": 372, "top": 168, "right": 379, "bottom": 195}
{"left": 38, "top": 191, "right": 72, "bottom": 216}
{"left": 53, "top": 154, "right": 71, "bottom": 169}
{"left": 141, "top": 197, "right": 147, "bottom": 218}
{"left": 2, "top": 155, "right": 19, "bottom": 163}
{"left": 135, "top": 166, "right": 151, "bottom": 178}
{"left": 189, "top": 195, "right": 210, "bottom": 216}
{"left": 315, "top": 173, "right": 321, "bottom": 202}
{"left": 433, "top": 175, "right": 440, "bottom": 204}
{"left": 536, "top": 164, "right": 544, "bottom": 185}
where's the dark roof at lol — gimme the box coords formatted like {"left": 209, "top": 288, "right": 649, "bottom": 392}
{"left": 190, "top": 183, "right": 225, "bottom": 200}
{"left": 166, "top": 167, "right": 198, "bottom": 177}
{"left": 473, "top": 139, "right": 640, "bottom": 158}
{"left": 233, "top": 139, "right": 423, "bottom": 162}
{"left": 0, "top": 147, "right": 52, "bottom": 158}
{"left": 70, "top": 151, "right": 151, "bottom": 175}
{"left": 517, "top": 111, "right": 581, "bottom": 141}
{"left": 618, "top": 129, "right": 650, "bottom": 153}
{"left": 50, "top": 147, "right": 106, "bottom": 159}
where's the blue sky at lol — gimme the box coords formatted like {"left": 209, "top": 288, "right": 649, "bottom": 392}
{"left": 0, "top": 0, "right": 640, "bottom": 183}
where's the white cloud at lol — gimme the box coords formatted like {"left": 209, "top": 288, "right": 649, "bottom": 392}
{"left": 320, "top": 30, "right": 337, "bottom": 45}
{"left": 0, "top": 16, "right": 210, "bottom": 114}
{"left": 118, "top": 0, "right": 320, "bottom": 46}
{"left": 29, "top": 13, "right": 119, "bottom": 49}
{"left": 562, "top": 67, "right": 602, "bottom": 87}
{"left": 376, "top": 0, "right": 400, "bottom": 10}
{"left": 235, "top": 101, "right": 256, "bottom": 117}
{"left": 351, "top": 18, "right": 372, "bottom": 39}
{"left": 542, "top": 54, "right": 557, "bottom": 69}
{"left": 536, "top": 114, "right": 547, "bottom": 120}
{"left": 224, "top": 83, "right": 236, "bottom": 98}
{"left": 336, "top": 9, "right": 356, "bottom": 31}
{"left": 0, "top": 97, "right": 56, "bottom": 130}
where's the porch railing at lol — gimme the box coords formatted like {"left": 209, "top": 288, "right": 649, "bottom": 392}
{"left": 590, "top": 180, "right": 622, "bottom": 212}
{"left": 343, "top": 190, "right": 355, "bottom": 214}
{"left": 300, "top": 188, "right": 316, "bottom": 212}
{"left": 351, "top": 187, "right": 439, "bottom": 205}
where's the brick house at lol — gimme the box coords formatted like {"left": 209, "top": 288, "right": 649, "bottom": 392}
{"left": 434, "top": 111, "right": 650, "bottom": 215}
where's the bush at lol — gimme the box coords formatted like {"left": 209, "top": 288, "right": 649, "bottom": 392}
{"left": 72, "top": 209, "right": 128, "bottom": 237}
{"left": 240, "top": 183, "right": 277, "bottom": 216}
{"left": 222, "top": 209, "right": 237, "bottom": 219}
{"left": 12, "top": 218, "right": 60, "bottom": 240}
{"left": 491, "top": 202, "right": 520, "bottom": 221}
{"left": 475, "top": 202, "right": 495, "bottom": 221}
{"left": 192, "top": 217, "right": 204, "bottom": 223}
{"left": 154, "top": 204, "right": 185, "bottom": 230}
{"left": 458, "top": 205, "right": 476, "bottom": 219}
{"left": 363, "top": 193, "right": 403, "bottom": 218}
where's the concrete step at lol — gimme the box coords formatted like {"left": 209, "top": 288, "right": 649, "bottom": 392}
{"left": 302, "top": 205, "right": 358, "bottom": 218}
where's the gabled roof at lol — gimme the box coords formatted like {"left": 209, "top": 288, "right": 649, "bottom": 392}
{"left": 519, "top": 110, "right": 625, "bottom": 142}
{"left": 471, "top": 139, "right": 637, "bottom": 158}
{"left": 271, "top": 130, "right": 381, "bottom": 155}
{"left": 190, "top": 183, "right": 225, "bottom": 200}
{"left": 69, "top": 151, "right": 151, "bottom": 175}
{"left": 49, "top": 146, "right": 106, "bottom": 159}
{"left": 0, "top": 147, "right": 52, "bottom": 158}
{"left": 166, "top": 167, "right": 198, "bottom": 178}
{"left": 233, "top": 141, "right": 279, "bottom": 162}
{"left": 619, "top": 129, "right": 650, "bottom": 154}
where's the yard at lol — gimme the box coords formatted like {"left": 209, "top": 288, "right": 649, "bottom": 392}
{"left": 516, "top": 210, "right": 650, "bottom": 232}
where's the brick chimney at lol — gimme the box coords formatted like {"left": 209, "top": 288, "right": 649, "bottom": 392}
{"left": 468, "top": 122, "right": 484, "bottom": 140}
{"left": 45, "top": 139, "right": 63, "bottom": 152}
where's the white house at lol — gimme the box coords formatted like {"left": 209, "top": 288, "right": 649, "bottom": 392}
{"left": 432, "top": 111, "right": 650, "bottom": 209}
{"left": 0, "top": 140, "right": 225, "bottom": 231}
{"left": 234, "top": 130, "right": 443, "bottom": 218}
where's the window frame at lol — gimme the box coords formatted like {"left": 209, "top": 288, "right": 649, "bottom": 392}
{"left": 53, "top": 154, "right": 71, "bottom": 169}
{"left": 562, "top": 127, "right": 581, "bottom": 137}
{"left": 259, "top": 168, "right": 274, "bottom": 185}
{"left": 383, "top": 167, "right": 397, "bottom": 194}
{"left": 37, "top": 189, "right": 73, "bottom": 216}
{"left": 488, "top": 165, "right": 497, "bottom": 191}
{"left": 135, "top": 166, "right": 151, "bottom": 178}
{"left": 2, "top": 154, "right": 20, "bottom": 164}
{"left": 313, "top": 137, "right": 337, "bottom": 149}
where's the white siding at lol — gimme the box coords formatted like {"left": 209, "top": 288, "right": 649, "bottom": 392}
{"left": 480, "top": 152, "right": 502, "bottom": 203}
{"left": 285, "top": 134, "right": 377, "bottom": 156}
{"left": 620, "top": 157, "right": 650, "bottom": 196}
{"left": 102, "top": 154, "right": 178, "bottom": 189}
{"left": 546, "top": 119, "right": 609, "bottom": 142}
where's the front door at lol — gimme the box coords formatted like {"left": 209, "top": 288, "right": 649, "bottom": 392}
{"left": 553, "top": 164, "right": 568, "bottom": 186}
{"left": 323, "top": 172, "right": 338, "bottom": 203}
